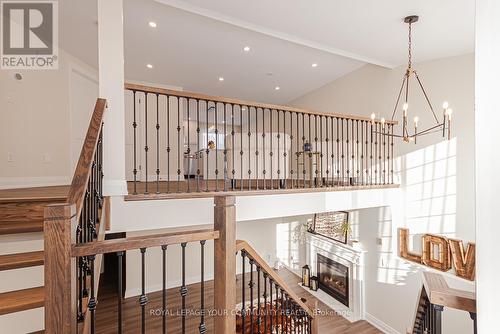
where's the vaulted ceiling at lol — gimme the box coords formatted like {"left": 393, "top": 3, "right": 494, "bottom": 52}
{"left": 60, "top": 0, "right": 474, "bottom": 104}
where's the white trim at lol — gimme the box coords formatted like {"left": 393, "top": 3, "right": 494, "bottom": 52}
{"left": 364, "top": 312, "right": 400, "bottom": 334}
{"left": 103, "top": 179, "right": 128, "bottom": 196}
{"left": 0, "top": 176, "right": 71, "bottom": 189}
{"left": 154, "top": 0, "right": 394, "bottom": 68}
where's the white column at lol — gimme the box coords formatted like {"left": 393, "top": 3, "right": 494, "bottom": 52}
{"left": 98, "top": 0, "right": 128, "bottom": 195}
{"left": 475, "top": 1, "right": 500, "bottom": 331}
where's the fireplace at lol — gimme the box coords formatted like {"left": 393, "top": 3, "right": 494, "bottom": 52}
{"left": 317, "top": 253, "right": 349, "bottom": 307}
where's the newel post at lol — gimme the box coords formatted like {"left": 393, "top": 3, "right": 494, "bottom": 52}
{"left": 213, "top": 195, "right": 236, "bottom": 334}
{"left": 44, "top": 203, "right": 77, "bottom": 334}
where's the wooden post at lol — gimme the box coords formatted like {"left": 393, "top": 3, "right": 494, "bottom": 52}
{"left": 213, "top": 195, "right": 236, "bottom": 334}
{"left": 44, "top": 203, "right": 77, "bottom": 334}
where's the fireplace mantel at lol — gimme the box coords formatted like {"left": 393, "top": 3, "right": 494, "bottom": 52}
{"left": 302, "top": 232, "right": 366, "bottom": 322}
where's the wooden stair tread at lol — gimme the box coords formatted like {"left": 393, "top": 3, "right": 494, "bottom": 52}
{"left": 0, "top": 221, "right": 43, "bottom": 235}
{"left": 0, "top": 185, "right": 69, "bottom": 203}
{"left": 0, "top": 286, "right": 44, "bottom": 315}
{"left": 0, "top": 251, "right": 44, "bottom": 271}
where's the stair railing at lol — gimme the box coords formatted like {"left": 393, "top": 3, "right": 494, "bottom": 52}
{"left": 125, "top": 83, "right": 397, "bottom": 199}
{"left": 44, "top": 98, "right": 107, "bottom": 333}
{"left": 409, "top": 272, "right": 476, "bottom": 334}
{"left": 236, "top": 240, "right": 318, "bottom": 334}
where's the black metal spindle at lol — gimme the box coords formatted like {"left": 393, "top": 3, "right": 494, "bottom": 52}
{"left": 231, "top": 104, "right": 235, "bottom": 190}
{"left": 241, "top": 250, "right": 246, "bottom": 334}
{"left": 199, "top": 241, "right": 206, "bottom": 334}
{"left": 270, "top": 110, "right": 274, "bottom": 189}
{"left": 196, "top": 100, "right": 201, "bottom": 192}
{"left": 277, "top": 110, "right": 281, "bottom": 189}
{"left": 302, "top": 113, "right": 306, "bottom": 189}
{"left": 162, "top": 245, "right": 167, "bottom": 334}
{"left": 215, "top": 102, "right": 219, "bottom": 192}
{"left": 391, "top": 124, "right": 394, "bottom": 184}
{"left": 167, "top": 96, "right": 171, "bottom": 193}
{"left": 257, "top": 266, "right": 261, "bottom": 333}
{"left": 269, "top": 278, "right": 273, "bottom": 332}
{"left": 341, "top": 119, "right": 345, "bottom": 186}
{"left": 117, "top": 251, "right": 124, "bottom": 334}
{"left": 88, "top": 255, "right": 96, "bottom": 334}
{"left": 314, "top": 115, "right": 318, "bottom": 187}
{"left": 240, "top": 106, "right": 244, "bottom": 191}
{"left": 356, "top": 120, "right": 360, "bottom": 185}
{"left": 262, "top": 109, "right": 266, "bottom": 190}
{"left": 308, "top": 114, "right": 312, "bottom": 188}
{"left": 263, "top": 272, "right": 268, "bottom": 333}
{"left": 346, "top": 119, "right": 350, "bottom": 186}
{"left": 320, "top": 116, "right": 324, "bottom": 187}
{"left": 223, "top": 104, "right": 228, "bottom": 192}
{"left": 275, "top": 282, "right": 279, "bottom": 331}
{"left": 177, "top": 98, "right": 181, "bottom": 192}
{"left": 187, "top": 99, "right": 191, "bottom": 193}
{"left": 249, "top": 259, "right": 254, "bottom": 334}
{"left": 281, "top": 289, "right": 284, "bottom": 333}
{"left": 255, "top": 108, "right": 259, "bottom": 190}
{"left": 139, "top": 248, "right": 148, "bottom": 334}
{"left": 156, "top": 93, "right": 160, "bottom": 194}
{"left": 284, "top": 111, "right": 288, "bottom": 189}
{"left": 370, "top": 120, "right": 374, "bottom": 185}
{"left": 295, "top": 113, "right": 300, "bottom": 189}
{"left": 205, "top": 102, "right": 210, "bottom": 192}
{"left": 144, "top": 93, "right": 149, "bottom": 194}
{"left": 248, "top": 106, "right": 252, "bottom": 191}
{"left": 180, "top": 243, "right": 188, "bottom": 333}
{"left": 132, "top": 91, "right": 138, "bottom": 194}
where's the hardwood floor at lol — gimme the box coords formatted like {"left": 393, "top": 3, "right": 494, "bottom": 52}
{"left": 95, "top": 268, "right": 381, "bottom": 334}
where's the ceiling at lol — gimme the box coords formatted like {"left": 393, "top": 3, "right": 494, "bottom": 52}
{"left": 60, "top": 0, "right": 474, "bottom": 104}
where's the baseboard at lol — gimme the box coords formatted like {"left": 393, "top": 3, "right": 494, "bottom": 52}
{"left": 364, "top": 312, "right": 401, "bottom": 334}
{"left": 0, "top": 176, "right": 70, "bottom": 189}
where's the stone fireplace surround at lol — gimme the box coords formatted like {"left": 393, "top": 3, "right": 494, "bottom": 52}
{"left": 300, "top": 232, "right": 366, "bottom": 322}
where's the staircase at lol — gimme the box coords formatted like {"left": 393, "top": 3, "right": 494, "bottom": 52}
{"left": 0, "top": 187, "right": 67, "bottom": 333}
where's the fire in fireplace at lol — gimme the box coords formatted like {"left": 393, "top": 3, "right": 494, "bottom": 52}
{"left": 317, "top": 253, "right": 349, "bottom": 307}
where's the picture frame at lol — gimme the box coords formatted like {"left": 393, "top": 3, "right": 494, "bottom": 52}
{"left": 312, "top": 211, "right": 349, "bottom": 244}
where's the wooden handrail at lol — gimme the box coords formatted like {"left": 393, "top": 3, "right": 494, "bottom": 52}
{"left": 71, "top": 228, "right": 219, "bottom": 257}
{"left": 236, "top": 240, "right": 316, "bottom": 319}
{"left": 125, "top": 82, "right": 396, "bottom": 125}
{"left": 422, "top": 271, "right": 476, "bottom": 313}
{"left": 67, "top": 98, "right": 106, "bottom": 220}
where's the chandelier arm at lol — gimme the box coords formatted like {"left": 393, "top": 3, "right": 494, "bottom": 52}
{"left": 414, "top": 71, "right": 440, "bottom": 124}
{"left": 412, "top": 123, "right": 444, "bottom": 137}
{"left": 372, "top": 131, "right": 406, "bottom": 138}
{"left": 391, "top": 75, "right": 407, "bottom": 120}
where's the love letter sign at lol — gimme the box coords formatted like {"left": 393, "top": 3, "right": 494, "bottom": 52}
{"left": 398, "top": 228, "right": 475, "bottom": 281}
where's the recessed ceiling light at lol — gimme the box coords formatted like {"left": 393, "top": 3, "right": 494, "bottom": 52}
{"left": 146, "top": 64, "right": 153, "bottom": 69}
{"left": 149, "top": 21, "right": 157, "bottom": 28}
{"left": 312, "top": 63, "right": 318, "bottom": 68}
{"left": 275, "top": 86, "right": 280, "bottom": 91}
{"left": 243, "top": 46, "right": 250, "bottom": 52}
{"left": 218, "top": 77, "right": 224, "bottom": 81}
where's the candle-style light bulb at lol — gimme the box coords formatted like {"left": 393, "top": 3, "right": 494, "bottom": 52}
{"left": 403, "top": 103, "right": 409, "bottom": 116}
{"left": 370, "top": 113, "right": 376, "bottom": 124}
{"left": 442, "top": 101, "right": 449, "bottom": 110}
{"left": 413, "top": 116, "right": 419, "bottom": 125}
{"left": 446, "top": 108, "right": 453, "bottom": 118}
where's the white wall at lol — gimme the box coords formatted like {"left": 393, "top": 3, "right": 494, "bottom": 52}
{"left": 475, "top": 1, "right": 500, "bottom": 332}
{"left": 0, "top": 50, "right": 99, "bottom": 189}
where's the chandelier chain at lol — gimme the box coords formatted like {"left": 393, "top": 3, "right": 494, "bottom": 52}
{"left": 408, "top": 22, "right": 413, "bottom": 70}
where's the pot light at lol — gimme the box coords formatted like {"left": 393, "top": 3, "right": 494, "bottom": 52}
{"left": 243, "top": 46, "right": 250, "bottom": 52}
{"left": 218, "top": 77, "right": 224, "bottom": 82}
{"left": 312, "top": 63, "right": 318, "bottom": 68}
{"left": 146, "top": 64, "right": 153, "bottom": 69}
{"left": 275, "top": 86, "right": 280, "bottom": 91}
{"left": 148, "top": 21, "right": 157, "bottom": 28}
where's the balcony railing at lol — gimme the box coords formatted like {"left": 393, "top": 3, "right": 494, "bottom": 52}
{"left": 125, "top": 83, "right": 397, "bottom": 198}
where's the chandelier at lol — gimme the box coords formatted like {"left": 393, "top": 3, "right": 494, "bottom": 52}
{"left": 371, "top": 15, "right": 452, "bottom": 143}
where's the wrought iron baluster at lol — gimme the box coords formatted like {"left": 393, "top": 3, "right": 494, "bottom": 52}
{"left": 117, "top": 251, "right": 124, "bottom": 334}
{"left": 88, "top": 255, "right": 96, "bottom": 334}
{"left": 199, "top": 241, "right": 206, "bottom": 334}
{"left": 255, "top": 108, "right": 259, "bottom": 190}
{"left": 284, "top": 111, "right": 288, "bottom": 189}
{"left": 365, "top": 121, "right": 369, "bottom": 185}
{"left": 320, "top": 116, "right": 324, "bottom": 187}
{"left": 156, "top": 93, "right": 161, "bottom": 194}
{"left": 196, "top": 100, "right": 201, "bottom": 192}
{"left": 275, "top": 282, "right": 279, "bottom": 331}
{"left": 341, "top": 119, "right": 345, "bottom": 186}
{"left": 370, "top": 120, "right": 374, "bottom": 185}
{"left": 215, "top": 102, "right": 219, "bottom": 192}
{"left": 180, "top": 243, "right": 188, "bottom": 333}
{"left": 249, "top": 259, "right": 254, "bottom": 333}
{"left": 270, "top": 110, "right": 274, "bottom": 189}
{"left": 391, "top": 124, "right": 395, "bottom": 184}
{"left": 308, "top": 114, "right": 312, "bottom": 188}
{"left": 281, "top": 288, "right": 285, "bottom": 333}
{"left": 314, "top": 115, "right": 318, "bottom": 187}
{"left": 240, "top": 106, "right": 244, "bottom": 191}
{"left": 139, "top": 248, "right": 148, "bottom": 334}
{"left": 302, "top": 113, "right": 306, "bottom": 189}
{"left": 144, "top": 93, "right": 149, "bottom": 194}
{"left": 356, "top": 120, "right": 360, "bottom": 185}
{"left": 257, "top": 266, "right": 262, "bottom": 333}
{"left": 346, "top": 119, "right": 350, "bottom": 186}
{"left": 231, "top": 104, "right": 236, "bottom": 190}
{"left": 132, "top": 91, "right": 138, "bottom": 194}
{"left": 186, "top": 98, "right": 191, "bottom": 193}
{"left": 241, "top": 250, "right": 246, "bottom": 334}
{"left": 263, "top": 272, "right": 268, "bottom": 332}
{"left": 248, "top": 106, "right": 252, "bottom": 190}
{"left": 295, "top": 113, "right": 300, "bottom": 189}
{"left": 167, "top": 95, "right": 171, "bottom": 193}
{"left": 177, "top": 98, "right": 181, "bottom": 192}
{"left": 162, "top": 245, "right": 167, "bottom": 334}
{"left": 205, "top": 102, "right": 210, "bottom": 192}
{"left": 223, "top": 104, "right": 228, "bottom": 192}
{"left": 262, "top": 109, "right": 266, "bottom": 190}
{"left": 277, "top": 110, "right": 281, "bottom": 189}
{"left": 269, "top": 278, "right": 273, "bottom": 332}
